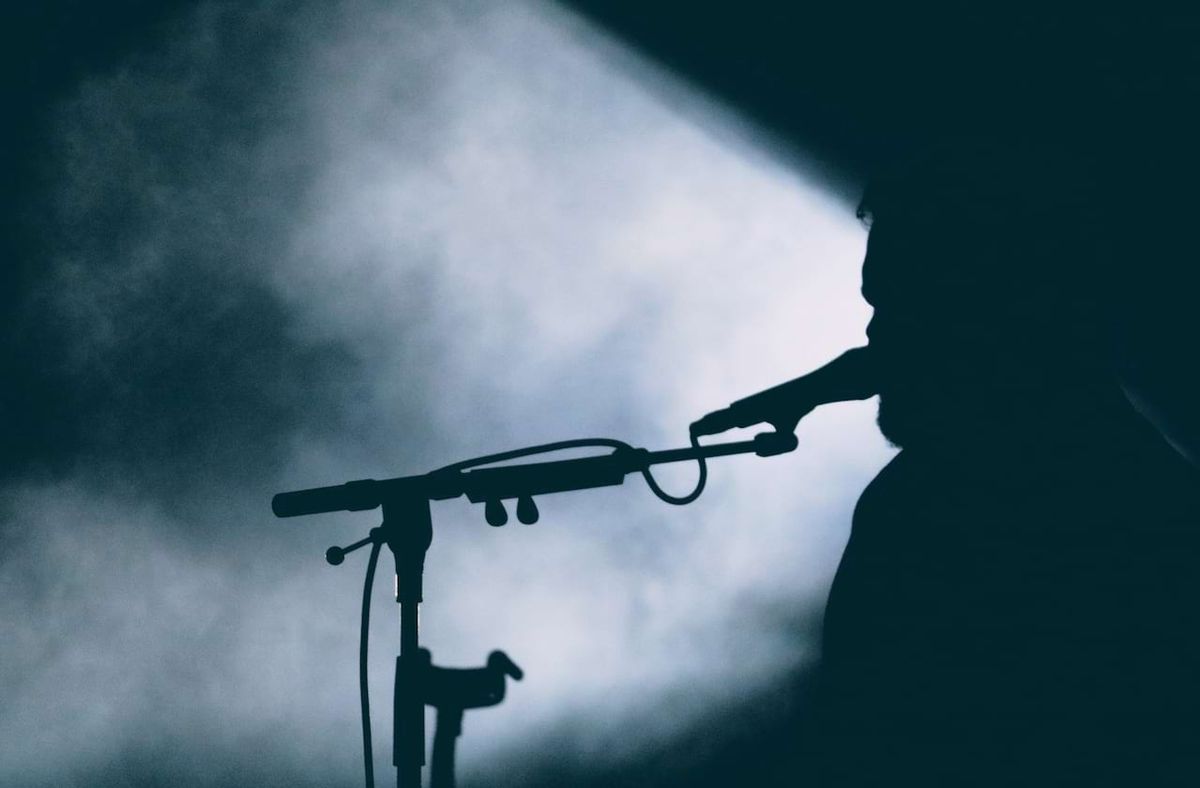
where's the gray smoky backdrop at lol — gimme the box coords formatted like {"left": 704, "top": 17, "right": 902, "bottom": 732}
{"left": 1, "top": 1, "right": 894, "bottom": 786}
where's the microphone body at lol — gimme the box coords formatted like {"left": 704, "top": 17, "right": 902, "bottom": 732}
{"left": 691, "top": 346, "right": 877, "bottom": 436}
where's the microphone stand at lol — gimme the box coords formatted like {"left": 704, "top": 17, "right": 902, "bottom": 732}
{"left": 386, "top": 496, "right": 432, "bottom": 788}
{"left": 273, "top": 431, "right": 796, "bottom": 788}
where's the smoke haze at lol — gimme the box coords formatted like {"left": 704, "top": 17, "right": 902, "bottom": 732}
{"left": 1, "top": 1, "right": 893, "bottom": 784}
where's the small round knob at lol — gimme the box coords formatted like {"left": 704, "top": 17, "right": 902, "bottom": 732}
{"left": 516, "top": 495, "right": 539, "bottom": 525}
{"left": 325, "top": 546, "right": 346, "bottom": 565}
{"left": 485, "top": 499, "right": 508, "bottom": 527}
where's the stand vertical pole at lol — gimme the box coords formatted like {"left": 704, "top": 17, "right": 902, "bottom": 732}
{"left": 382, "top": 496, "right": 433, "bottom": 788}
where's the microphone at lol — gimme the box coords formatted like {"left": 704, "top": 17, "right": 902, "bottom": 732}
{"left": 691, "top": 346, "right": 877, "bottom": 437}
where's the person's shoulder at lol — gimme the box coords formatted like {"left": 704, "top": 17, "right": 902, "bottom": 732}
{"left": 853, "top": 449, "right": 927, "bottom": 517}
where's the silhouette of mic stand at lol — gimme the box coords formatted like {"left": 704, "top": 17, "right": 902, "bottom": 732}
{"left": 272, "top": 430, "right": 796, "bottom": 787}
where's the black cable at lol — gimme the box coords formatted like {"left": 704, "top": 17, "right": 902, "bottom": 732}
{"left": 435, "top": 437, "right": 634, "bottom": 473}
{"left": 438, "top": 434, "right": 709, "bottom": 506}
{"left": 641, "top": 432, "right": 707, "bottom": 505}
{"left": 360, "top": 539, "right": 383, "bottom": 788}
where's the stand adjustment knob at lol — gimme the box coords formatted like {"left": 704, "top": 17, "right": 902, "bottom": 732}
{"left": 516, "top": 495, "right": 539, "bottom": 524}
{"left": 484, "top": 499, "right": 508, "bottom": 527}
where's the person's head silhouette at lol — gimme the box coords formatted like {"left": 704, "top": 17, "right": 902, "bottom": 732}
{"left": 813, "top": 141, "right": 1200, "bottom": 788}
{"left": 857, "top": 141, "right": 1115, "bottom": 449}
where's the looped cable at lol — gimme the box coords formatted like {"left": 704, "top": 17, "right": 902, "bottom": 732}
{"left": 641, "top": 432, "right": 707, "bottom": 505}
{"left": 434, "top": 433, "right": 709, "bottom": 506}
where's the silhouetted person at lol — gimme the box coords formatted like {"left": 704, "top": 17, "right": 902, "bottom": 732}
{"left": 819, "top": 144, "right": 1200, "bottom": 785}
{"left": 701, "top": 142, "right": 1200, "bottom": 785}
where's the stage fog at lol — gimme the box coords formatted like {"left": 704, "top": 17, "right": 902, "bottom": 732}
{"left": 0, "top": 1, "right": 893, "bottom": 785}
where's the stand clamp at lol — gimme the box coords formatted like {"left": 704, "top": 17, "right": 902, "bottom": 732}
{"left": 418, "top": 649, "right": 523, "bottom": 788}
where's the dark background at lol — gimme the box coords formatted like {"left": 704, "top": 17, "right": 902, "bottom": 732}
{"left": 563, "top": 0, "right": 1200, "bottom": 463}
